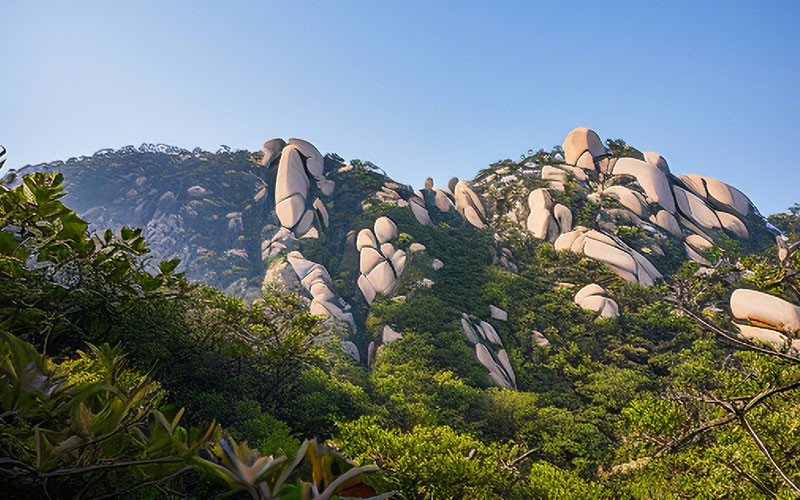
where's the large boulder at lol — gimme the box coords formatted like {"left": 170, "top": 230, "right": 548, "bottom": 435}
{"left": 731, "top": 289, "right": 800, "bottom": 333}
{"left": 643, "top": 151, "right": 670, "bottom": 173}
{"left": 356, "top": 217, "right": 409, "bottom": 304}
{"left": 574, "top": 283, "right": 619, "bottom": 319}
{"left": 288, "top": 138, "right": 325, "bottom": 180}
{"left": 612, "top": 158, "right": 675, "bottom": 213}
{"left": 679, "top": 174, "right": 750, "bottom": 217}
{"left": 454, "top": 180, "right": 488, "bottom": 229}
{"left": 555, "top": 228, "right": 661, "bottom": 286}
{"left": 275, "top": 146, "right": 310, "bottom": 229}
{"left": 562, "top": 127, "right": 606, "bottom": 168}
{"left": 261, "top": 138, "right": 286, "bottom": 167}
{"left": 526, "top": 188, "right": 571, "bottom": 241}
{"left": 673, "top": 186, "right": 721, "bottom": 231}
{"left": 603, "top": 185, "right": 648, "bottom": 218}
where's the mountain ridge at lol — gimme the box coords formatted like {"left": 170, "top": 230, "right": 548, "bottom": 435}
{"left": 6, "top": 126, "right": 777, "bottom": 387}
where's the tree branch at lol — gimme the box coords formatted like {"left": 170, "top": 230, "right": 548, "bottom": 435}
{"left": 738, "top": 413, "right": 800, "bottom": 497}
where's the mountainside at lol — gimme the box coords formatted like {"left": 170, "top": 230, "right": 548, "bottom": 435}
{"left": 10, "top": 128, "right": 776, "bottom": 377}
{"left": 8, "top": 127, "right": 800, "bottom": 498}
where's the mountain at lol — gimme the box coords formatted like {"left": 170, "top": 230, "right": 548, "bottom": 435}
{"left": 8, "top": 127, "right": 800, "bottom": 498}
{"left": 10, "top": 127, "right": 777, "bottom": 384}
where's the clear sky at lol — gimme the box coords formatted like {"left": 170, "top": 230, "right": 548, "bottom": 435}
{"left": 2, "top": 1, "right": 798, "bottom": 214}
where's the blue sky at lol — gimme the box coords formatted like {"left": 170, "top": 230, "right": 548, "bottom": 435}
{"left": 1, "top": 1, "right": 798, "bottom": 214}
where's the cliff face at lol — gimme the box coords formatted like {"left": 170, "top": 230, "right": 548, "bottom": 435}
{"left": 11, "top": 127, "right": 776, "bottom": 387}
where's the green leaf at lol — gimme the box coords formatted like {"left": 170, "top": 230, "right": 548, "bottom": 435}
{"left": 158, "top": 258, "right": 180, "bottom": 275}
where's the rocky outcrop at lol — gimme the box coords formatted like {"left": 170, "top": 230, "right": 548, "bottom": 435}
{"left": 603, "top": 186, "right": 648, "bottom": 219}
{"left": 685, "top": 233, "right": 714, "bottom": 265}
{"left": 341, "top": 341, "right": 360, "bottom": 363}
{"left": 461, "top": 313, "right": 516, "bottom": 389}
{"left": 730, "top": 289, "right": 800, "bottom": 352}
{"left": 260, "top": 138, "right": 335, "bottom": 255}
{"left": 552, "top": 126, "right": 766, "bottom": 285}
{"left": 611, "top": 158, "right": 675, "bottom": 213}
{"left": 382, "top": 325, "right": 403, "bottom": 344}
{"left": 526, "top": 188, "right": 572, "bottom": 241}
{"left": 679, "top": 174, "right": 750, "bottom": 217}
{"left": 532, "top": 330, "right": 550, "bottom": 347}
{"left": 454, "top": 180, "right": 488, "bottom": 229}
{"left": 555, "top": 228, "right": 661, "bottom": 286}
{"left": 562, "top": 127, "right": 607, "bottom": 170}
{"left": 574, "top": 284, "right": 619, "bottom": 319}
{"left": 267, "top": 250, "right": 356, "bottom": 330}
{"left": 356, "top": 217, "right": 408, "bottom": 304}
{"left": 489, "top": 305, "right": 507, "bottom": 321}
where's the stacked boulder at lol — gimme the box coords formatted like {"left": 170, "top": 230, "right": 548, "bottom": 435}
{"left": 461, "top": 313, "right": 516, "bottom": 389}
{"left": 408, "top": 191, "right": 434, "bottom": 226}
{"left": 730, "top": 289, "right": 800, "bottom": 353}
{"left": 284, "top": 251, "right": 356, "bottom": 330}
{"left": 527, "top": 188, "right": 572, "bottom": 241}
{"left": 684, "top": 234, "right": 714, "bottom": 266}
{"left": 552, "top": 126, "right": 761, "bottom": 285}
{"left": 574, "top": 284, "right": 619, "bottom": 319}
{"left": 357, "top": 217, "right": 409, "bottom": 304}
{"left": 260, "top": 138, "right": 335, "bottom": 257}
{"left": 562, "top": 127, "right": 608, "bottom": 171}
{"left": 555, "top": 228, "right": 662, "bottom": 286}
{"left": 373, "top": 176, "right": 488, "bottom": 230}
{"left": 453, "top": 179, "right": 489, "bottom": 229}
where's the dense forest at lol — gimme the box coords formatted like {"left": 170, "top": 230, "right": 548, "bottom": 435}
{"left": 3, "top": 132, "right": 800, "bottom": 499}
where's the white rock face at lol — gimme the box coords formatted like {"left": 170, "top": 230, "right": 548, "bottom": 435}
{"left": 489, "top": 305, "right": 508, "bottom": 321}
{"left": 410, "top": 199, "right": 433, "bottom": 226}
{"left": 454, "top": 180, "right": 488, "bottom": 229}
{"left": 374, "top": 217, "right": 399, "bottom": 244}
{"left": 731, "top": 289, "right": 800, "bottom": 333}
{"left": 288, "top": 138, "right": 324, "bottom": 180}
{"left": 686, "top": 234, "right": 713, "bottom": 251}
{"left": 643, "top": 151, "right": 670, "bottom": 173}
{"left": 382, "top": 325, "right": 403, "bottom": 344}
{"left": 734, "top": 324, "right": 800, "bottom": 353}
{"left": 532, "top": 330, "right": 550, "bottom": 346}
{"left": 555, "top": 228, "right": 661, "bottom": 286}
{"left": 603, "top": 186, "right": 648, "bottom": 218}
{"left": 187, "top": 185, "right": 207, "bottom": 197}
{"left": 650, "top": 210, "right": 682, "bottom": 237}
{"left": 729, "top": 289, "right": 800, "bottom": 353}
{"left": 527, "top": 188, "right": 555, "bottom": 240}
{"left": 479, "top": 320, "right": 503, "bottom": 345}
{"left": 685, "top": 243, "right": 712, "bottom": 266}
{"left": 612, "top": 158, "right": 675, "bottom": 213}
{"left": 553, "top": 204, "right": 573, "bottom": 234}
{"left": 313, "top": 199, "right": 329, "bottom": 227}
{"left": 260, "top": 138, "right": 336, "bottom": 247}
{"left": 275, "top": 147, "right": 310, "bottom": 229}
{"left": 574, "top": 284, "right": 619, "bottom": 318}
{"left": 462, "top": 313, "right": 516, "bottom": 388}
{"left": 526, "top": 188, "right": 571, "bottom": 241}
{"left": 562, "top": 127, "right": 606, "bottom": 167}
{"left": 542, "top": 165, "right": 568, "bottom": 184}
{"left": 356, "top": 217, "right": 409, "bottom": 304}
{"left": 433, "top": 188, "right": 454, "bottom": 212}
{"left": 673, "top": 187, "right": 721, "bottom": 231}
{"left": 717, "top": 211, "right": 749, "bottom": 239}
{"left": 553, "top": 164, "right": 588, "bottom": 182}
{"left": 261, "top": 138, "right": 286, "bottom": 167}
{"left": 279, "top": 250, "right": 356, "bottom": 330}
{"left": 679, "top": 174, "right": 750, "bottom": 217}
